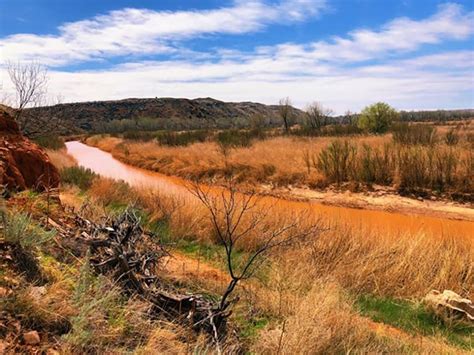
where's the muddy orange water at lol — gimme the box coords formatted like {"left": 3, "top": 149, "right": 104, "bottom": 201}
{"left": 66, "top": 141, "right": 473, "bottom": 238}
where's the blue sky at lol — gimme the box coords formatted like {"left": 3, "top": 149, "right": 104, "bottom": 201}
{"left": 1, "top": 0, "right": 473, "bottom": 112}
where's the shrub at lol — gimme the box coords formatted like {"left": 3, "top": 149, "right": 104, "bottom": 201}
{"left": 60, "top": 166, "right": 97, "bottom": 190}
{"left": 1, "top": 210, "right": 55, "bottom": 249}
{"left": 397, "top": 146, "right": 430, "bottom": 192}
{"left": 294, "top": 123, "right": 362, "bottom": 137}
{"left": 392, "top": 123, "right": 437, "bottom": 146}
{"left": 358, "top": 102, "right": 399, "bottom": 133}
{"left": 317, "top": 140, "right": 357, "bottom": 184}
{"left": 357, "top": 144, "right": 394, "bottom": 185}
{"left": 217, "top": 129, "right": 255, "bottom": 148}
{"left": 33, "top": 135, "right": 65, "bottom": 150}
{"left": 155, "top": 130, "right": 210, "bottom": 146}
{"left": 123, "top": 130, "right": 156, "bottom": 141}
{"left": 444, "top": 128, "right": 460, "bottom": 146}
{"left": 1, "top": 209, "right": 55, "bottom": 283}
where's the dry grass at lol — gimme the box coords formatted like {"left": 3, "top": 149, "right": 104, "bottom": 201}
{"left": 86, "top": 134, "right": 390, "bottom": 187}
{"left": 252, "top": 280, "right": 465, "bottom": 354}
{"left": 83, "top": 178, "right": 474, "bottom": 299}
{"left": 46, "top": 148, "right": 77, "bottom": 170}
{"left": 52, "top": 168, "right": 474, "bottom": 353}
{"left": 86, "top": 132, "right": 473, "bottom": 199}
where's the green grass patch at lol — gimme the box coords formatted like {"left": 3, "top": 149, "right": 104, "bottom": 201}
{"left": 234, "top": 314, "right": 270, "bottom": 341}
{"left": 33, "top": 135, "right": 65, "bottom": 150}
{"left": 174, "top": 239, "right": 271, "bottom": 283}
{"left": 61, "top": 166, "right": 97, "bottom": 190}
{"left": 356, "top": 294, "right": 473, "bottom": 349}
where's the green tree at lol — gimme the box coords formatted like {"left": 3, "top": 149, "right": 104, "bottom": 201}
{"left": 358, "top": 102, "right": 398, "bottom": 133}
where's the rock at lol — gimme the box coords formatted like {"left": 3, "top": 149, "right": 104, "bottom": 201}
{"left": 0, "top": 286, "right": 8, "bottom": 297}
{"left": 424, "top": 290, "right": 474, "bottom": 324}
{"left": 29, "top": 286, "right": 47, "bottom": 301}
{"left": 0, "top": 107, "right": 59, "bottom": 192}
{"left": 0, "top": 340, "right": 7, "bottom": 354}
{"left": 23, "top": 331, "right": 40, "bottom": 345}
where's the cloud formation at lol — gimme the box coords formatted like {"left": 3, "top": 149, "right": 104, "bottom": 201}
{"left": 0, "top": 0, "right": 327, "bottom": 66}
{"left": 1, "top": 2, "right": 473, "bottom": 112}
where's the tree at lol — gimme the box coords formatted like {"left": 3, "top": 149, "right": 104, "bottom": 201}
{"left": 190, "top": 180, "right": 321, "bottom": 318}
{"left": 304, "top": 102, "right": 333, "bottom": 131}
{"left": 357, "top": 102, "right": 399, "bottom": 133}
{"left": 7, "top": 61, "right": 49, "bottom": 136}
{"left": 279, "top": 97, "right": 294, "bottom": 134}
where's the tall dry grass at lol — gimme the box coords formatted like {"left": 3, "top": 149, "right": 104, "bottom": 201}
{"left": 60, "top": 176, "right": 474, "bottom": 353}
{"left": 46, "top": 148, "right": 77, "bottom": 170}
{"left": 252, "top": 280, "right": 464, "bottom": 354}
{"left": 86, "top": 132, "right": 473, "bottom": 199}
{"left": 86, "top": 135, "right": 389, "bottom": 187}
{"left": 85, "top": 178, "right": 474, "bottom": 299}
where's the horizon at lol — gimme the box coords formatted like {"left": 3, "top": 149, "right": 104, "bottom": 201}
{"left": 24, "top": 96, "right": 474, "bottom": 114}
{"left": 1, "top": 0, "right": 473, "bottom": 113}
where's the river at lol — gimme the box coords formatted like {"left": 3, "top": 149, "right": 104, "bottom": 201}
{"left": 66, "top": 141, "right": 473, "bottom": 238}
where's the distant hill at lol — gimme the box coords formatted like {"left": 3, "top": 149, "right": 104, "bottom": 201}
{"left": 25, "top": 97, "right": 304, "bottom": 133}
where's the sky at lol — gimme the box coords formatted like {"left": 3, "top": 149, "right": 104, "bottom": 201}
{"left": 0, "top": 0, "right": 473, "bottom": 113}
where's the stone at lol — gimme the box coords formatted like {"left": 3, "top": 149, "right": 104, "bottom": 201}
{"left": 0, "top": 106, "right": 59, "bottom": 192}
{"left": 0, "top": 286, "right": 8, "bottom": 297}
{"left": 29, "top": 286, "right": 47, "bottom": 302}
{"left": 0, "top": 340, "right": 7, "bottom": 354}
{"left": 23, "top": 331, "right": 40, "bottom": 345}
{"left": 424, "top": 290, "right": 474, "bottom": 324}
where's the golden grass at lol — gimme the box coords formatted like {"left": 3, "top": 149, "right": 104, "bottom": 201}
{"left": 49, "top": 177, "right": 474, "bottom": 353}
{"left": 252, "top": 280, "right": 465, "bottom": 354}
{"left": 86, "top": 133, "right": 473, "bottom": 197}
{"left": 85, "top": 178, "right": 474, "bottom": 299}
{"left": 46, "top": 148, "right": 77, "bottom": 170}
{"left": 86, "top": 134, "right": 391, "bottom": 187}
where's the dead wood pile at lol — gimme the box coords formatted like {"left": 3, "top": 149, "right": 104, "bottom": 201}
{"left": 72, "top": 208, "right": 229, "bottom": 338}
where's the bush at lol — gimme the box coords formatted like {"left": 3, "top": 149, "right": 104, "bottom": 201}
{"left": 217, "top": 129, "right": 257, "bottom": 148}
{"left": 357, "top": 144, "right": 394, "bottom": 185}
{"left": 294, "top": 124, "right": 362, "bottom": 137}
{"left": 1, "top": 210, "right": 55, "bottom": 248}
{"left": 358, "top": 102, "right": 399, "bottom": 133}
{"left": 33, "top": 135, "right": 65, "bottom": 150}
{"left": 317, "top": 141, "right": 357, "bottom": 184}
{"left": 123, "top": 130, "right": 156, "bottom": 141}
{"left": 392, "top": 123, "right": 437, "bottom": 146}
{"left": 155, "top": 130, "right": 210, "bottom": 146}
{"left": 60, "top": 166, "right": 97, "bottom": 190}
{"left": 444, "top": 128, "right": 460, "bottom": 146}
{"left": 1, "top": 209, "right": 55, "bottom": 282}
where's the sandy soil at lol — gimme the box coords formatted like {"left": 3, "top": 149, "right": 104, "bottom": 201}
{"left": 264, "top": 185, "right": 474, "bottom": 222}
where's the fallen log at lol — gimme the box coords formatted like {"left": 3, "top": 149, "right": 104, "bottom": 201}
{"left": 74, "top": 208, "right": 231, "bottom": 338}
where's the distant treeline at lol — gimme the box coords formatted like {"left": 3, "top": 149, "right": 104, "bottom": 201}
{"left": 327, "top": 109, "right": 473, "bottom": 125}
{"left": 398, "top": 109, "right": 474, "bottom": 122}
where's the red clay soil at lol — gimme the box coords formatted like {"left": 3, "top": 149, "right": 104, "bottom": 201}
{"left": 0, "top": 106, "right": 59, "bottom": 191}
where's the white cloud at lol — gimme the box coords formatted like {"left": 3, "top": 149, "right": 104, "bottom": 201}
{"left": 1, "top": 2, "right": 473, "bottom": 112}
{"left": 2, "top": 49, "right": 464, "bottom": 113}
{"left": 0, "top": 0, "right": 326, "bottom": 66}
{"left": 267, "top": 3, "right": 474, "bottom": 63}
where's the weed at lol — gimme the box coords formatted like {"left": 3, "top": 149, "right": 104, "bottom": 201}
{"left": 316, "top": 140, "right": 357, "bottom": 184}
{"left": 357, "top": 294, "right": 473, "bottom": 349}
{"left": 60, "top": 166, "right": 97, "bottom": 190}
{"left": 33, "top": 135, "right": 65, "bottom": 150}
{"left": 392, "top": 123, "right": 437, "bottom": 146}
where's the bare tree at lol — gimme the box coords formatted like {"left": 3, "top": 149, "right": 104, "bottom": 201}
{"left": 279, "top": 97, "right": 294, "bottom": 134}
{"left": 189, "top": 180, "right": 321, "bottom": 315}
{"left": 7, "top": 61, "right": 49, "bottom": 135}
{"left": 305, "top": 102, "right": 333, "bottom": 131}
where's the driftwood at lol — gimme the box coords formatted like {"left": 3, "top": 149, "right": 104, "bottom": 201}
{"left": 74, "top": 209, "right": 230, "bottom": 337}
